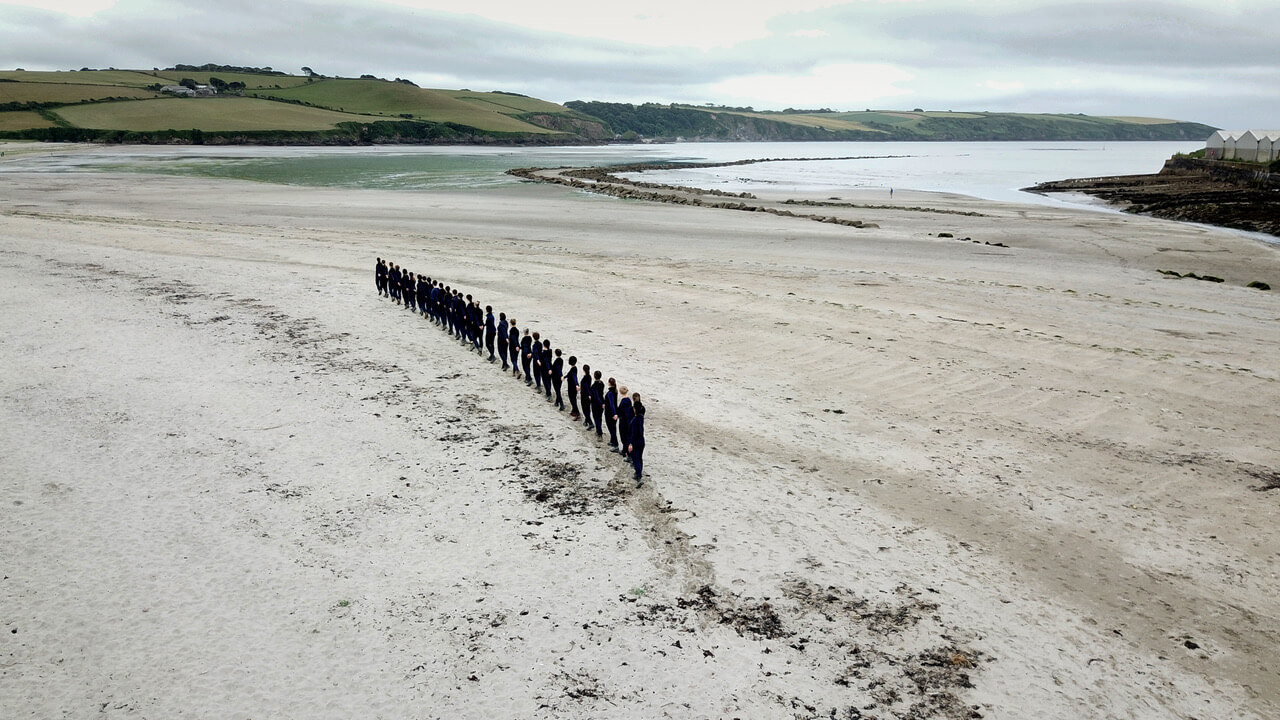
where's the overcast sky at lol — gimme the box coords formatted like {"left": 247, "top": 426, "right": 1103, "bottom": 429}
{"left": 2, "top": 0, "right": 1275, "bottom": 128}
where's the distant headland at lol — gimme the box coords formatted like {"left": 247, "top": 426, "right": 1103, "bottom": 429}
{"left": 0, "top": 64, "right": 1217, "bottom": 145}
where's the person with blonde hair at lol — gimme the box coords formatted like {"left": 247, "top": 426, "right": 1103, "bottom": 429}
{"left": 616, "top": 385, "right": 633, "bottom": 460}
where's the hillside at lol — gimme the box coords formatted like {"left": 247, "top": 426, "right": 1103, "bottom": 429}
{"left": 0, "top": 66, "right": 602, "bottom": 144}
{"left": 0, "top": 66, "right": 1218, "bottom": 145}
{"left": 565, "top": 102, "right": 1217, "bottom": 142}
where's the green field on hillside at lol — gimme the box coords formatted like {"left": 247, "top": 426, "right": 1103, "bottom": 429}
{"left": 52, "top": 97, "right": 371, "bottom": 131}
{"left": 744, "top": 112, "right": 878, "bottom": 132}
{"left": 0, "top": 82, "right": 158, "bottom": 104}
{"left": 0, "top": 69, "right": 168, "bottom": 88}
{"left": 450, "top": 90, "right": 570, "bottom": 115}
{"left": 0, "top": 111, "right": 56, "bottom": 131}
{"left": 249, "top": 78, "right": 562, "bottom": 133}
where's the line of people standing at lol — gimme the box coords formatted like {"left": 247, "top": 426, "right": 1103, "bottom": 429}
{"left": 375, "top": 258, "right": 647, "bottom": 485}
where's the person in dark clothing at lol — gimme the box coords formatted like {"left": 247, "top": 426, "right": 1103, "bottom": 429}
{"left": 629, "top": 397, "right": 646, "bottom": 485}
{"left": 496, "top": 313, "right": 509, "bottom": 370}
{"left": 520, "top": 329, "right": 534, "bottom": 384}
{"left": 450, "top": 290, "right": 459, "bottom": 334}
{"left": 471, "top": 302, "right": 484, "bottom": 354}
{"left": 484, "top": 306, "right": 497, "bottom": 362}
{"left": 580, "top": 364, "right": 593, "bottom": 429}
{"left": 551, "top": 349, "right": 564, "bottom": 410}
{"left": 529, "top": 332, "right": 543, "bottom": 391}
{"left": 541, "top": 339, "right": 553, "bottom": 399}
{"left": 417, "top": 276, "right": 429, "bottom": 316}
{"left": 403, "top": 273, "right": 414, "bottom": 309}
{"left": 376, "top": 258, "right": 387, "bottom": 297}
{"left": 388, "top": 264, "right": 401, "bottom": 302}
{"left": 450, "top": 291, "right": 460, "bottom": 337}
{"left": 566, "top": 356, "right": 580, "bottom": 419}
{"left": 616, "top": 386, "right": 634, "bottom": 460}
{"left": 463, "top": 297, "right": 476, "bottom": 349}
{"left": 591, "top": 371, "right": 605, "bottom": 440}
{"left": 604, "top": 378, "right": 619, "bottom": 448}
{"left": 456, "top": 295, "right": 467, "bottom": 342}
{"left": 507, "top": 320, "right": 521, "bottom": 377}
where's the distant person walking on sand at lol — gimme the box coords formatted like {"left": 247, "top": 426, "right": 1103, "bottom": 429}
{"left": 629, "top": 395, "right": 646, "bottom": 485}
{"left": 375, "top": 258, "right": 387, "bottom": 297}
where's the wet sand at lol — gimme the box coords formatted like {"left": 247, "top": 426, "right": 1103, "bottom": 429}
{"left": 2, "top": 157, "right": 1278, "bottom": 719}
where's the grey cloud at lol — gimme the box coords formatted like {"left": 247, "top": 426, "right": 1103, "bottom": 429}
{"left": 0, "top": 0, "right": 738, "bottom": 88}
{"left": 0, "top": 0, "right": 1273, "bottom": 126}
{"left": 862, "top": 1, "right": 1278, "bottom": 69}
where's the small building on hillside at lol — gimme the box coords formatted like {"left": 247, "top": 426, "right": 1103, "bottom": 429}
{"left": 158, "top": 84, "right": 217, "bottom": 97}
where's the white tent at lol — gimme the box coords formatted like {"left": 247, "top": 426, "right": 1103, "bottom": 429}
{"left": 1223, "top": 132, "right": 1243, "bottom": 160}
{"left": 1256, "top": 131, "right": 1280, "bottom": 163}
{"left": 1206, "top": 130, "right": 1243, "bottom": 160}
{"left": 1237, "top": 130, "right": 1263, "bottom": 162}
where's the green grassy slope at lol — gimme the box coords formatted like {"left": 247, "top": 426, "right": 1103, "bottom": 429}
{"left": 0, "top": 69, "right": 168, "bottom": 87}
{"left": 0, "top": 68, "right": 594, "bottom": 142}
{"left": 0, "top": 82, "right": 158, "bottom": 105}
{"left": 0, "top": 110, "right": 55, "bottom": 131}
{"left": 52, "top": 97, "right": 371, "bottom": 131}
{"left": 247, "top": 78, "right": 561, "bottom": 133}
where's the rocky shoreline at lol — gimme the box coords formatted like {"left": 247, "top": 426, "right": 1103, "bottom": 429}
{"left": 1025, "top": 156, "right": 1280, "bottom": 238}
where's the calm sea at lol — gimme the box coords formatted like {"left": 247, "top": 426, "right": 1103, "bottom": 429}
{"left": 1, "top": 141, "right": 1201, "bottom": 209}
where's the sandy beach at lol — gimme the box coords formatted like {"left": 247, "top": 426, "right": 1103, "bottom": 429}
{"left": 1, "top": 149, "right": 1278, "bottom": 719}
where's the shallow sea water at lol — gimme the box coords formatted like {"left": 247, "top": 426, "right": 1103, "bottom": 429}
{"left": 0, "top": 140, "right": 1202, "bottom": 209}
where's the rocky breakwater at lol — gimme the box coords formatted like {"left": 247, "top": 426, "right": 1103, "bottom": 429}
{"left": 506, "top": 161, "right": 878, "bottom": 229}
{"left": 1025, "top": 156, "right": 1280, "bottom": 238}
